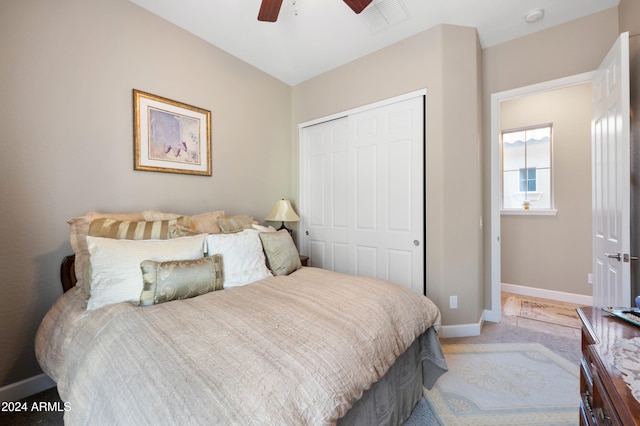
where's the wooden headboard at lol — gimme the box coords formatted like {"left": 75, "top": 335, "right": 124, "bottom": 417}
{"left": 60, "top": 254, "right": 76, "bottom": 293}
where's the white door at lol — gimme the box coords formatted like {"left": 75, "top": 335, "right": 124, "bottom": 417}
{"left": 348, "top": 97, "right": 424, "bottom": 293}
{"left": 301, "top": 117, "right": 350, "bottom": 274}
{"left": 300, "top": 94, "right": 425, "bottom": 294}
{"left": 592, "top": 32, "right": 631, "bottom": 308}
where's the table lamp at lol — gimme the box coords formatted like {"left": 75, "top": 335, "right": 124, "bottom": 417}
{"left": 265, "top": 199, "right": 300, "bottom": 234}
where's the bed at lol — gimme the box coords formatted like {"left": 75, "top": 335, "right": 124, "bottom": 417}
{"left": 35, "top": 210, "right": 447, "bottom": 425}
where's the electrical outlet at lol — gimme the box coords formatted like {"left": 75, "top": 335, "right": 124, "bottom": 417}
{"left": 588, "top": 273, "right": 593, "bottom": 285}
{"left": 450, "top": 295, "right": 458, "bottom": 309}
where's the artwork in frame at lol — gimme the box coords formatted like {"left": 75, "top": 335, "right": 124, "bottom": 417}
{"left": 133, "top": 89, "right": 211, "bottom": 176}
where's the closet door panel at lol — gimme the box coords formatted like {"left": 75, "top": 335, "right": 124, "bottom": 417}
{"left": 333, "top": 242, "right": 349, "bottom": 274}
{"left": 300, "top": 94, "right": 424, "bottom": 294}
{"left": 308, "top": 153, "right": 326, "bottom": 228}
{"left": 302, "top": 117, "right": 349, "bottom": 271}
{"left": 387, "top": 249, "right": 413, "bottom": 287}
{"left": 348, "top": 97, "right": 424, "bottom": 294}
{"left": 387, "top": 139, "right": 413, "bottom": 232}
{"left": 355, "top": 245, "right": 377, "bottom": 279}
{"left": 355, "top": 145, "right": 377, "bottom": 231}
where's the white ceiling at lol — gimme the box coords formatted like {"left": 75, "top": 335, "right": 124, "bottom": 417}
{"left": 129, "top": 0, "right": 620, "bottom": 86}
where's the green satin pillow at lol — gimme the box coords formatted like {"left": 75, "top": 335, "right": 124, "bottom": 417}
{"left": 259, "top": 230, "right": 301, "bottom": 276}
{"left": 139, "top": 255, "right": 223, "bottom": 306}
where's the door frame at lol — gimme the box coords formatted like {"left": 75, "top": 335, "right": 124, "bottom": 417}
{"left": 488, "top": 72, "right": 594, "bottom": 322}
{"left": 298, "top": 89, "right": 427, "bottom": 129}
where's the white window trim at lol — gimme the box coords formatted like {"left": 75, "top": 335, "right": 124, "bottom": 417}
{"left": 501, "top": 124, "right": 554, "bottom": 212}
{"left": 500, "top": 208, "right": 558, "bottom": 216}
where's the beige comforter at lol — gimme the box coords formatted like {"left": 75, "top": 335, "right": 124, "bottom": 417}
{"left": 36, "top": 267, "right": 443, "bottom": 425}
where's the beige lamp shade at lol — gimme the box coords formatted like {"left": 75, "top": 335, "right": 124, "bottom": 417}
{"left": 265, "top": 199, "right": 300, "bottom": 223}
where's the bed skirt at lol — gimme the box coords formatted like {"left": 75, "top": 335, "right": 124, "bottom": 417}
{"left": 338, "top": 327, "right": 445, "bottom": 425}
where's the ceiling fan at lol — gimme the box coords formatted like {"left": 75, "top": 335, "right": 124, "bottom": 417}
{"left": 258, "top": 0, "right": 373, "bottom": 22}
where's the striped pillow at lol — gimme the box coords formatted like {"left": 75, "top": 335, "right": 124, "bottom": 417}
{"left": 68, "top": 212, "right": 146, "bottom": 291}
{"left": 88, "top": 217, "right": 190, "bottom": 240}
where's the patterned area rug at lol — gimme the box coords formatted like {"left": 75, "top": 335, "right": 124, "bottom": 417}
{"left": 423, "top": 343, "right": 580, "bottom": 425}
{"left": 504, "top": 296, "right": 582, "bottom": 329}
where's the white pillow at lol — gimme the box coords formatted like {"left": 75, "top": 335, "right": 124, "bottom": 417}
{"left": 205, "top": 229, "right": 273, "bottom": 288}
{"left": 86, "top": 234, "right": 206, "bottom": 310}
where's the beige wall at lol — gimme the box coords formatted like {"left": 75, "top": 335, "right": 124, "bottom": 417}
{"left": 0, "top": 0, "right": 292, "bottom": 387}
{"left": 500, "top": 83, "right": 592, "bottom": 295}
{"left": 619, "top": 0, "right": 640, "bottom": 57}
{"left": 293, "top": 24, "right": 484, "bottom": 327}
{"left": 481, "top": 8, "right": 620, "bottom": 307}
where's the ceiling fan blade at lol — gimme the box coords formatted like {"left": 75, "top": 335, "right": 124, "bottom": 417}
{"left": 258, "top": 0, "right": 284, "bottom": 22}
{"left": 343, "top": 0, "right": 374, "bottom": 14}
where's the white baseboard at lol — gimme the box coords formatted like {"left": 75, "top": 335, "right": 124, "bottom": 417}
{"left": 0, "top": 374, "right": 55, "bottom": 402}
{"left": 439, "top": 315, "right": 483, "bottom": 338}
{"left": 483, "top": 308, "right": 501, "bottom": 323}
{"left": 501, "top": 282, "right": 593, "bottom": 306}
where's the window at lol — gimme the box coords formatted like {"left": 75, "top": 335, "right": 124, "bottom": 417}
{"left": 501, "top": 125, "right": 553, "bottom": 211}
{"left": 519, "top": 167, "right": 536, "bottom": 192}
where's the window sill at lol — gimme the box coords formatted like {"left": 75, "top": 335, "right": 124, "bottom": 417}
{"left": 500, "top": 209, "right": 557, "bottom": 216}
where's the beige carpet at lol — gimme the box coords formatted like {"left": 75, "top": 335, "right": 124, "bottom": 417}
{"left": 503, "top": 296, "right": 582, "bottom": 329}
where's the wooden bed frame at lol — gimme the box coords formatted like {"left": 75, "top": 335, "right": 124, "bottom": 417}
{"left": 60, "top": 254, "right": 76, "bottom": 292}
{"left": 59, "top": 254, "right": 308, "bottom": 293}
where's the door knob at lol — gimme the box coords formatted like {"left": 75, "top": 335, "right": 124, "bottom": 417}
{"left": 413, "top": 240, "right": 420, "bottom": 246}
{"left": 605, "top": 252, "right": 622, "bottom": 261}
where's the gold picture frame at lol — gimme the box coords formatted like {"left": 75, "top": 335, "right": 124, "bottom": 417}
{"left": 133, "top": 89, "right": 211, "bottom": 176}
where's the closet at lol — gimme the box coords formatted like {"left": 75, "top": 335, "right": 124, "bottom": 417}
{"left": 298, "top": 93, "right": 425, "bottom": 294}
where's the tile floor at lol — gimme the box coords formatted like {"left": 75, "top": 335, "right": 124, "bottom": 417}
{"left": 501, "top": 291, "right": 583, "bottom": 339}
{"left": 441, "top": 292, "right": 584, "bottom": 365}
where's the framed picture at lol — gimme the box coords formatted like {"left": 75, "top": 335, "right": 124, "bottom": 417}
{"left": 133, "top": 89, "right": 211, "bottom": 176}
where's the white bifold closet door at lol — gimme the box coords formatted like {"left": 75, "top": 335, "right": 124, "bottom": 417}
{"left": 300, "top": 95, "right": 425, "bottom": 294}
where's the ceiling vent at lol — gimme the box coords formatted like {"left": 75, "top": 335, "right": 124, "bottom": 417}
{"left": 360, "top": 0, "right": 409, "bottom": 33}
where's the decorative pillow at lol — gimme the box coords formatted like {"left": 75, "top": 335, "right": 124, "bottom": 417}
{"left": 83, "top": 217, "right": 190, "bottom": 296}
{"left": 141, "top": 210, "right": 181, "bottom": 221}
{"left": 68, "top": 211, "right": 145, "bottom": 290}
{"left": 259, "top": 230, "right": 302, "bottom": 276}
{"left": 188, "top": 210, "right": 225, "bottom": 234}
{"left": 252, "top": 223, "right": 276, "bottom": 233}
{"left": 142, "top": 210, "right": 225, "bottom": 234}
{"left": 217, "top": 215, "right": 257, "bottom": 233}
{"left": 139, "top": 255, "right": 223, "bottom": 306}
{"left": 205, "top": 229, "right": 272, "bottom": 288}
{"left": 88, "top": 217, "right": 190, "bottom": 240}
{"left": 85, "top": 234, "right": 206, "bottom": 310}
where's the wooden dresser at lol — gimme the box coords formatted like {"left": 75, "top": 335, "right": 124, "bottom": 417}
{"left": 577, "top": 307, "right": 640, "bottom": 425}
